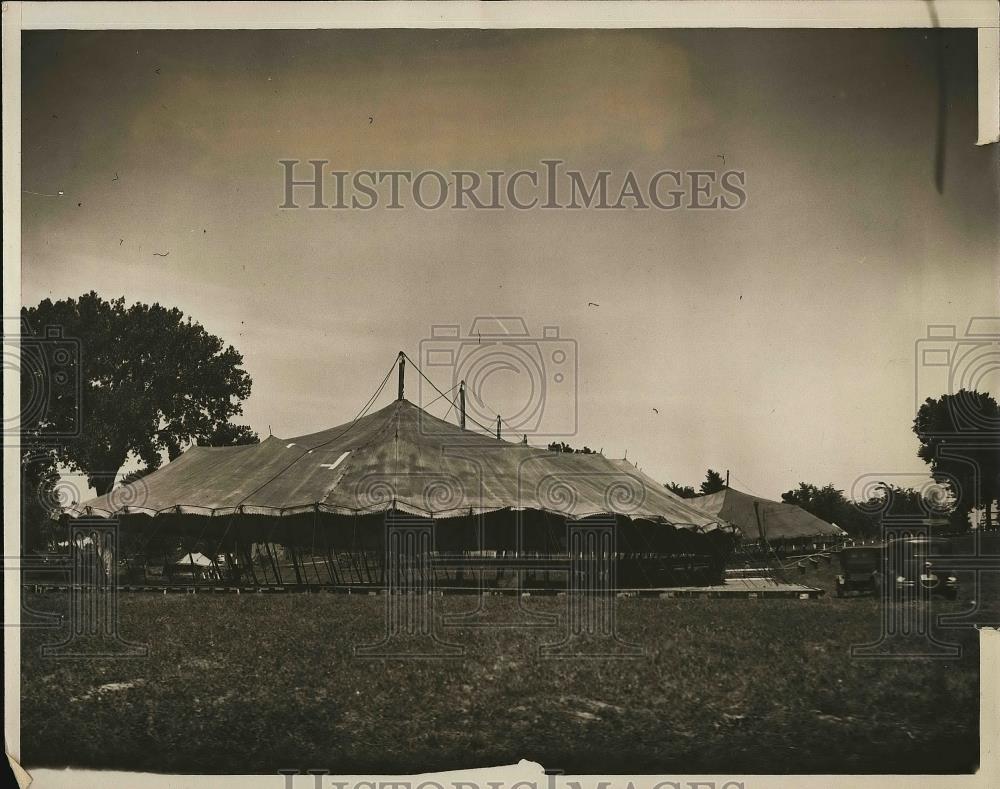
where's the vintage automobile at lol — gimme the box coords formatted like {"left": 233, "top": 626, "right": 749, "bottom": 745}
{"left": 886, "top": 536, "right": 959, "bottom": 600}
{"left": 834, "top": 545, "right": 882, "bottom": 597}
{"left": 835, "top": 539, "right": 959, "bottom": 599}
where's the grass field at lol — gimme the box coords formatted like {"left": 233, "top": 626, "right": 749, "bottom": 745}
{"left": 20, "top": 549, "right": 992, "bottom": 776}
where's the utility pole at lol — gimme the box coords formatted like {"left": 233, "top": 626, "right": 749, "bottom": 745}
{"left": 725, "top": 469, "right": 730, "bottom": 489}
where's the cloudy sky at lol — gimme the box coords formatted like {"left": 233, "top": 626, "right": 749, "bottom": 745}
{"left": 21, "top": 28, "right": 998, "bottom": 501}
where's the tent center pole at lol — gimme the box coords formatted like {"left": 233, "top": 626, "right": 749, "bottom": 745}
{"left": 397, "top": 351, "right": 405, "bottom": 400}
{"left": 459, "top": 380, "right": 466, "bottom": 429}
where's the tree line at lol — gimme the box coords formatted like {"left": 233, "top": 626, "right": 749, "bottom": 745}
{"left": 666, "top": 390, "right": 999, "bottom": 536}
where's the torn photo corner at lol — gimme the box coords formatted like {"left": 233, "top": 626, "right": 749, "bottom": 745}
{"left": 3, "top": 1, "right": 999, "bottom": 788}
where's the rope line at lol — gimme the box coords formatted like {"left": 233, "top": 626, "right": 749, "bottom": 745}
{"left": 202, "top": 356, "right": 399, "bottom": 560}
{"left": 423, "top": 380, "right": 461, "bottom": 412}
{"left": 731, "top": 473, "right": 761, "bottom": 497}
{"left": 400, "top": 352, "right": 502, "bottom": 437}
{"left": 234, "top": 355, "right": 397, "bottom": 505}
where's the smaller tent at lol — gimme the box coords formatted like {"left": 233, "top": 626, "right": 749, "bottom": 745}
{"left": 176, "top": 552, "right": 218, "bottom": 567}
{"left": 687, "top": 487, "right": 846, "bottom": 543}
{"left": 168, "top": 552, "right": 224, "bottom": 579}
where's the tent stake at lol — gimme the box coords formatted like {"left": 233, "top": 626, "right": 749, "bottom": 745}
{"left": 243, "top": 541, "right": 260, "bottom": 586}
{"left": 326, "top": 543, "right": 342, "bottom": 585}
{"left": 309, "top": 551, "right": 323, "bottom": 585}
{"left": 265, "top": 540, "right": 282, "bottom": 585}
{"left": 361, "top": 550, "right": 374, "bottom": 584}
{"left": 346, "top": 550, "right": 363, "bottom": 585}
{"left": 288, "top": 543, "right": 304, "bottom": 586}
{"left": 188, "top": 547, "right": 197, "bottom": 581}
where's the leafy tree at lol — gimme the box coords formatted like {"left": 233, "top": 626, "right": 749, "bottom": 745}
{"left": 700, "top": 469, "right": 726, "bottom": 495}
{"left": 21, "top": 449, "right": 63, "bottom": 552}
{"left": 782, "top": 483, "right": 845, "bottom": 524}
{"left": 875, "top": 485, "right": 946, "bottom": 518}
{"left": 21, "top": 292, "right": 255, "bottom": 499}
{"left": 781, "top": 481, "right": 953, "bottom": 537}
{"left": 118, "top": 466, "right": 160, "bottom": 487}
{"left": 665, "top": 470, "right": 726, "bottom": 498}
{"left": 198, "top": 422, "right": 259, "bottom": 447}
{"left": 119, "top": 419, "right": 259, "bottom": 487}
{"left": 782, "top": 482, "right": 884, "bottom": 537}
{"left": 914, "top": 390, "right": 1000, "bottom": 530}
{"left": 665, "top": 482, "right": 697, "bottom": 499}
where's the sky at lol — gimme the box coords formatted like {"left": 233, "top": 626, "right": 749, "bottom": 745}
{"left": 20, "top": 28, "right": 999, "bottom": 502}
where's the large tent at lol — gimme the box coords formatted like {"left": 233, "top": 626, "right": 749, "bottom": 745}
{"left": 67, "top": 391, "right": 737, "bottom": 588}
{"left": 686, "top": 487, "right": 846, "bottom": 543}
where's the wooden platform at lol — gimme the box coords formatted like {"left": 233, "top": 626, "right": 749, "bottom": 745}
{"left": 640, "top": 577, "right": 824, "bottom": 599}
{"left": 22, "top": 577, "right": 824, "bottom": 598}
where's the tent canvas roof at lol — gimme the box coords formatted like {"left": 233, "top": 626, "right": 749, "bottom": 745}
{"left": 69, "top": 398, "right": 728, "bottom": 533}
{"left": 685, "top": 487, "right": 846, "bottom": 541}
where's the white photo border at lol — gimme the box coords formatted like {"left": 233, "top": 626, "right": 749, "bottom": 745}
{"left": 3, "top": 2, "right": 998, "bottom": 788}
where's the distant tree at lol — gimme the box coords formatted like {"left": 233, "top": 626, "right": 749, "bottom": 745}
{"left": 119, "top": 417, "right": 259, "bottom": 487}
{"left": 21, "top": 449, "right": 62, "bottom": 552}
{"left": 914, "top": 390, "right": 1000, "bottom": 530}
{"left": 21, "top": 292, "right": 255, "bottom": 499}
{"left": 547, "top": 441, "right": 595, "bottom": 454}
{"left": 700, "top": 469, "right": 726, "bottom": 495}
{"left": 887, "top": 486, "right": 931, "bottom": 515}
{"left": 118, "top": 466, "right": 159, "bottom": 487}
{"left": 665, "top": 482, "right": 697, "bottom": 499}
{"left": 782, "top": 482, "right": 879, "bottom": 537}
{"left": 868, "top": 484, "right": 950, "bottom": 521}
{"left": 198, "top": 422, "right": 260, "bottom": 447}
{"left": 783, "top": 483, "right": 844, "bottom": 524}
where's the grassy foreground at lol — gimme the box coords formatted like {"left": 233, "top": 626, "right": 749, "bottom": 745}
{"left": 20, "top": 576, "right": 985, "bottom": 775}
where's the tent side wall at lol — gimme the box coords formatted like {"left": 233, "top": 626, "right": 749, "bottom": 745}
{"left": 71, "top": 509, "right": 735, "bottom": 589}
